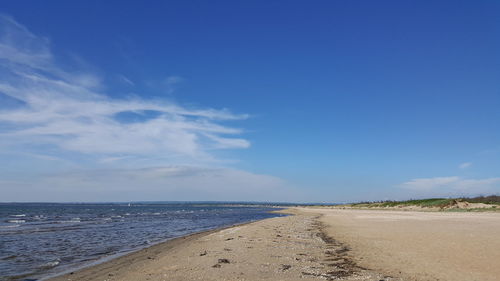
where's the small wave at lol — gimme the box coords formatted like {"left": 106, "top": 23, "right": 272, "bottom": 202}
{"left": 7, "top": 219, "right": 25, "bottom": 223}
{"left": 0, "top": 224, "right": 21, "bottom": 228}
{"left": 56, "top": 220, "right": 81, "bottom": 224}
{"left": 3, "top": 224, "right": 85, "bottom": 235}
{"left": 0, "top": 255, "right": 17, "bottom": 260}
{"left": 10, "top": 214, "right": 26, "bottom": 217}
{"left": 39, "top": 259, "right": 60, "bottom": 269}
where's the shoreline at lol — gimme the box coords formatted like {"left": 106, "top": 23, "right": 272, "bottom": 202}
{"left": 43, "top": 211, "right": 287, "bottom": 281}
{"left": 47, "top": 208, "right": 389, "bottom": 281}
{"left": 45, "top": 207, "right": 500, "bottom": 281}
{"left": 42, "top": 226, "right": 230, "bottom": 280}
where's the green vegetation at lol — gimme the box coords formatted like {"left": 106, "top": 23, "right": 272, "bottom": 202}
{"left": 352, "top": 198, "right": 455, "bottom": 208}
{"left": 442, "top": 207, "right": 498, "bottom": 212}
{"left": 347, "top": 195, "right": 500, "bottom": 211}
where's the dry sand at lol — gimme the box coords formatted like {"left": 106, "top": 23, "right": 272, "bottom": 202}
{"left": 48, "top": 208, "right": 500, "bottom": 281}
{"left": 301, "top": 208, "right": 500, "bottom": 281}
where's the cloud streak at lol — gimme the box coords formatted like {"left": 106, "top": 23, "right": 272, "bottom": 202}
{"left": 459, "top": 162, "right": 472, "bottom": 169}
{"left": 164, "top": 75, "right": 183, "bottom": 94}
{"left": 0, "top": 15, "right": 249, "bottom": 163}
{"left": 400, "top": 176, "right": 500, "bottom": 195}
{"left": 0, "top": 165, "right": 301, "bottom": 202}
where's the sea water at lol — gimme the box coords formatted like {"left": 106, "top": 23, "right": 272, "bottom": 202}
{"left": 0, "top": 203, "right": 283, "bottom": 280}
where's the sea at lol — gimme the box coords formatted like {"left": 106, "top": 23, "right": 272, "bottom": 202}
{"left": 0, "top": 202, "right": 285, "bottom": 281}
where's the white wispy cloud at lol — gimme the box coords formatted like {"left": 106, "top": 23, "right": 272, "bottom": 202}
{"left": 117, "top": 74, "right": 135, "bottom": 86}
{"left": 400, "top": 177, "right": 461, "bottom": 191}
{"left": 0, "top": 15, "right": 249, "bottom": 162}
{"left": 164, "top": 75, "right": 183, "bottom": 94}
{"left": 459, "top": 162, "right": 472, "bottom": 169}
{"left": 0, "top": 15, "right": 303, "bottom": 203}
{"left": 400, "top": 176, "right": 500, "bottom": 195}
{"left": 0, "top": 165, "right": 301, "bottom": 202}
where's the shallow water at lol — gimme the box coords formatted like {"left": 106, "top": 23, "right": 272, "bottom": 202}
{"left": 0, "top": 203, "right": 282, "bottom": 280}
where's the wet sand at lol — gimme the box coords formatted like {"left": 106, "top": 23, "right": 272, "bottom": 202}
{"left": 48, "top": 208, "right": 500, "bottom": 281}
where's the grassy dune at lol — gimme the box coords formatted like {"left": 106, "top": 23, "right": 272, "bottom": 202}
{"left": 347, "top": 195, "right": 500, "bottom": 211}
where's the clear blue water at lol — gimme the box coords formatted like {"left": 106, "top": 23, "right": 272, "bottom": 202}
{"left": 0, "top": 203, "right": 283, "bottom": 280}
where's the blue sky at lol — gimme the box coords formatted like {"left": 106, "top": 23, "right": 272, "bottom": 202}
{"left": 1, "top": 1, "right": 499, "bottom": 202}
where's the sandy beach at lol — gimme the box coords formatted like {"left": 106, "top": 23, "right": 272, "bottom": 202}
{"left": 48, "top": 208, "right": 500, "bottom": 281}
{"left": 302, "top": 208, "right": 500, "bottom": 281}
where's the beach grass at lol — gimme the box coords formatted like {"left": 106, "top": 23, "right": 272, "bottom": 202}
{"left": 352, "top": 198, "right": 454, "bottom": 208}
{"left": 347, "top": 195, "right": 500, "bottom": 211}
